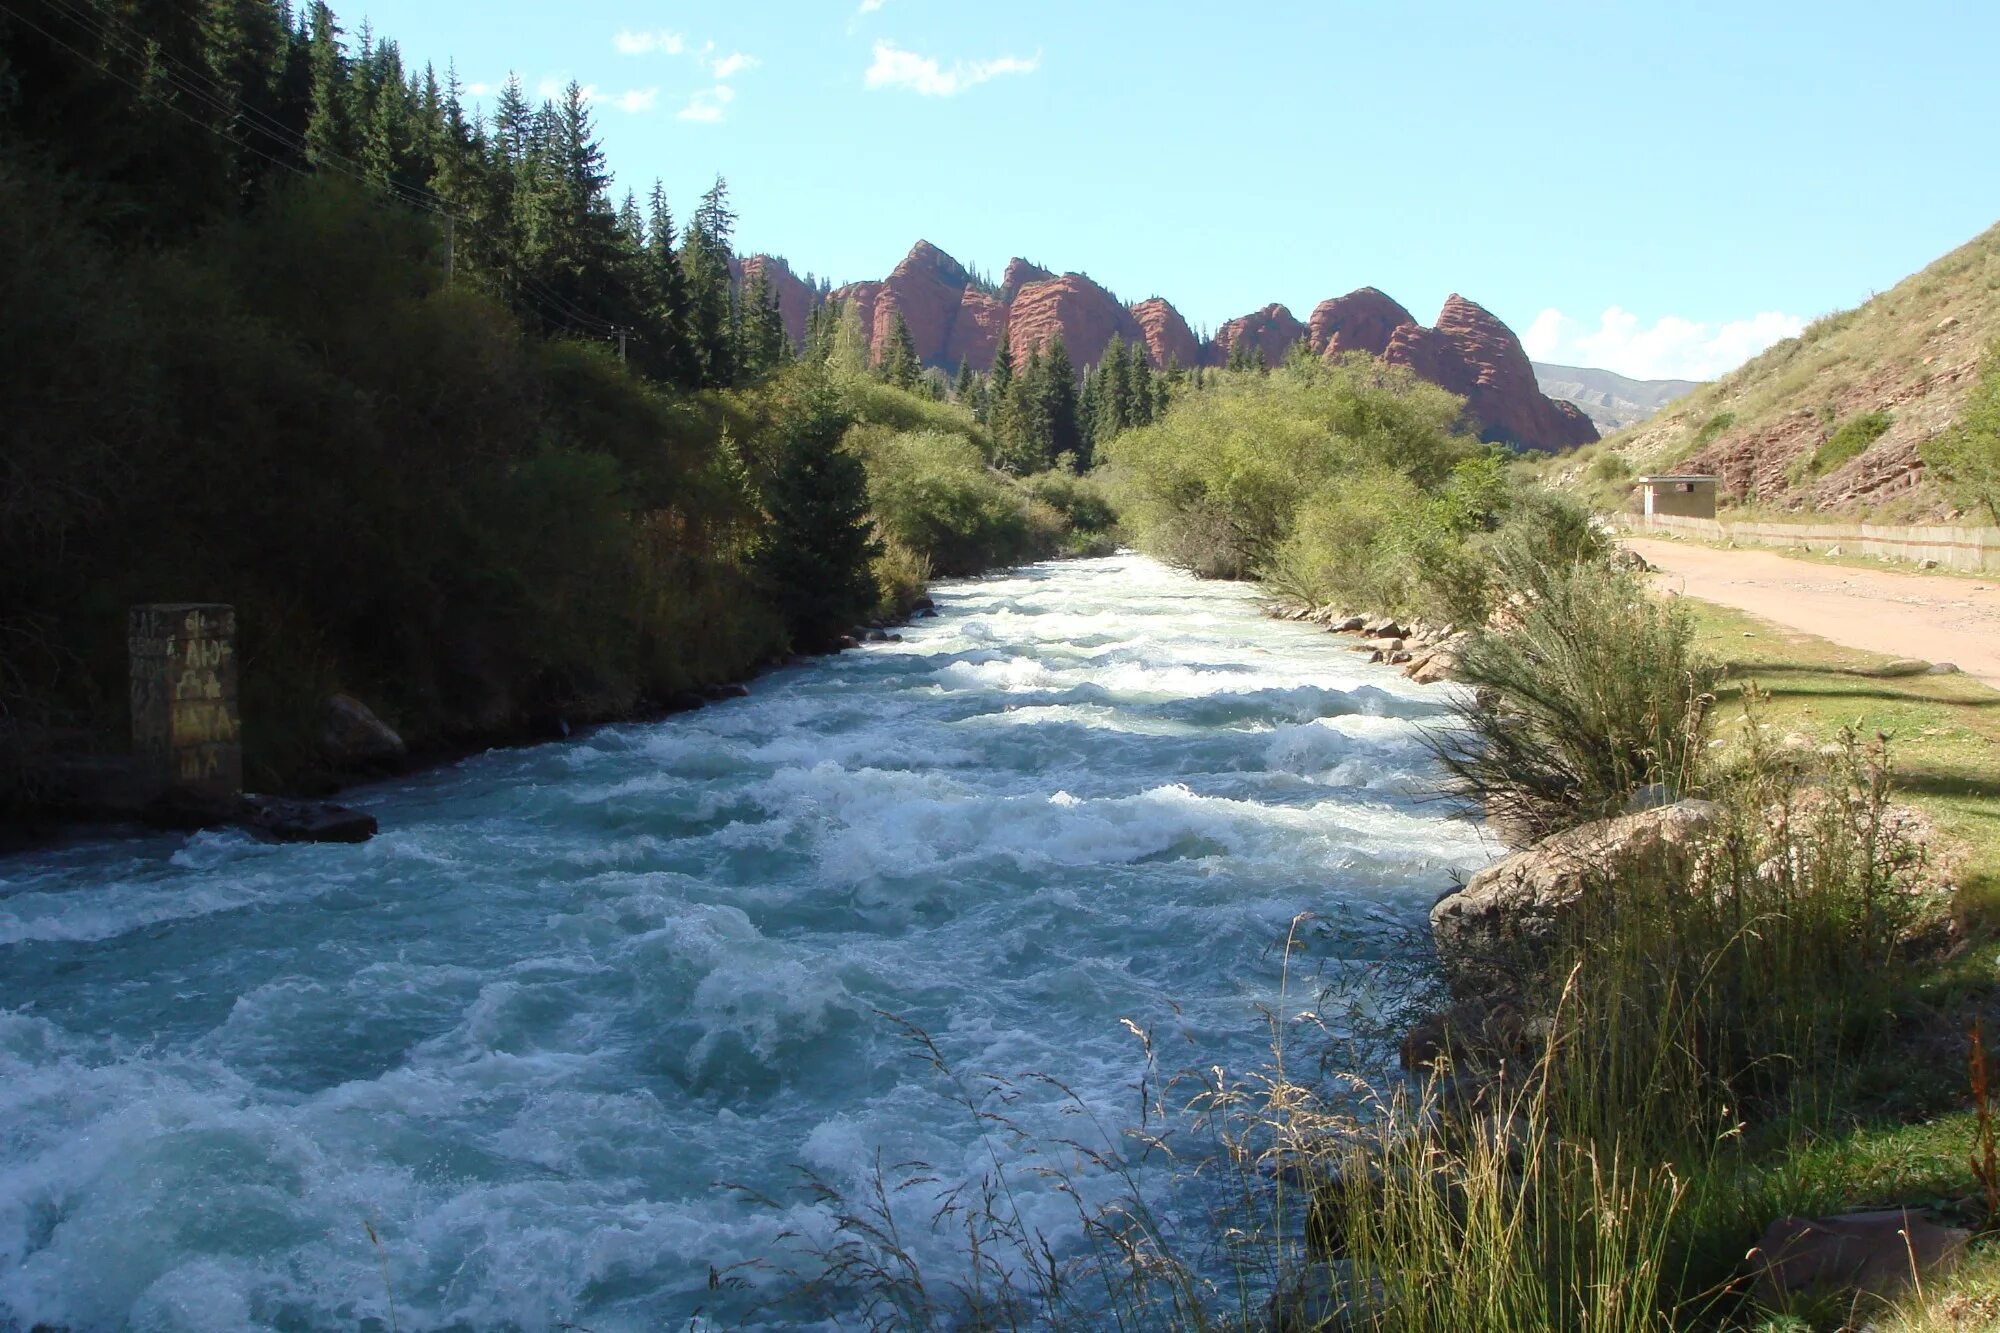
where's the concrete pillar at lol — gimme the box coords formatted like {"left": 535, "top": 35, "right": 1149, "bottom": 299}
{"left": 129, "top": 604, "right": 242, "bottom": 805}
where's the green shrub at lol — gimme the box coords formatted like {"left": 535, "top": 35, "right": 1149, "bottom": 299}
{"left": 1804, "top": 409, "right": 1893, "bottom": 477}
{"left": 1692, "top": 410, "right": 1737, "bottom": 449}
{"left": 1921, "top": 343, "right": 2000, "bottom": 520}
{"left": 1102, "top": 357, "right": 1474, "bottom": 581}
{"left": 1588, "top": 451, "right": 1634, "bottom": 483}
{"left": 1023, "top": 470, "right": 1118, "bottom": 543}
{"left": 857, "top": 428, "right": 1051, "bottom": 576}
{"left": 1431, "top": 558, "right": 1716, "bottom": 843}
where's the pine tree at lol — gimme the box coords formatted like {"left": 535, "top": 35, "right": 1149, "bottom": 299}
{"left": 1042, "top": 336, "right": 1083, "bottom": 469}
{"left": 1129, "top": 351, "right": 1155, "bottom": 429}
{"left": 880, "top": 313, "right": 920, "bottom": 391}
{"left": 760, "top": 374, "right": 881, "bottom": 650}
{"left": 953, "top": 357, "right": 975, "bottom": 404}
{"left": 641, "top": 182, "right": 699, "bottom": 386}
{"left": 303, "top": 3, "right": 355, "bottom": 167}
{"left": 682, "top": 175, "right": 737, "bottom": 386}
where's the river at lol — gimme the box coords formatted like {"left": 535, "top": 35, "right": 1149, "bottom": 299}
{"left": 0, "top": 554, "right": 1491, "bottom": 1331}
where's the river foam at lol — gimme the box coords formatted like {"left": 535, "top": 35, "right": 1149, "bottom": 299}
{"left": 0, "top": 554, "right": 1491, "bottom": 1330}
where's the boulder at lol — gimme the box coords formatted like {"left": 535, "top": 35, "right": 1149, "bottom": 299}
{"left": 1610, "top": 547, "right": 1653, "bottom": 573}
{"left": 1362, "top": 616, "right": 1405, "bottom": 639}
{"left": 701, "top": 682, "right": 750, "bottom": 701}
{"left": 237, "top": 794, "right": 377, "bottom": 844}
{"left": 321, "top": 694, "right": 405, "bottom": 766}
{"left": 1751, "top": 1209, "right": 1969, "bottom": 1306}
{"left": 1431, "top": 801, "right": 1722, "bottom": 997}
{"left": 1331, "top": 615, "right": 1367, "bottom": 633}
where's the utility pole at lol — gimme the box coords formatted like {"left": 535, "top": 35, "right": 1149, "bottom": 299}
{"left": 444, "top": 216, "right": 455, "bottom": 286}
{"left": 617, "top": 328, "right": 627, "bottom": 365}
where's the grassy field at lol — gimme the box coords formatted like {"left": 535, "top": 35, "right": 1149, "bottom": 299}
{"left": 1685, "top": 596, "right": 2000, "bottom": 916}
{"left": 1679, "top": 594, "right": 2000, "bottom": 1329}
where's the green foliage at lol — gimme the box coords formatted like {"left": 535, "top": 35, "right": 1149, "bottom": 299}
{"left": 1022, "top": 470, "right": 1119, "bottom": 554}
{"left": 852, "top": 428, "right": 1070, "bottom": 576}
{"left": 1798, "top": 409, "right": 1892, "bottom": 479}
{"left": 1921, "top": 343, "right": 2000, "bottom": 520}
{"left": 757, "top": 375, "right": 881, "bottom": 650}
{"left": 1588, "top": 450, "right": 1634, "bottom": 483}
{"left": 0, "top": 163, "right": 789, "bottom": 800}
{"left": 1431, "top": 557, "right": 1717, "bottom": 842}
{"left": 1692, "top": 410, "right": 1737, "bottom": 448}
{"left": 1104, "top": 356, "right": 1477, "bottom": 586}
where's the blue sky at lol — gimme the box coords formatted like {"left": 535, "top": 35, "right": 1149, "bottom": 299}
{"left": 353, "top": 0, "right": 1999, "bottom": 380}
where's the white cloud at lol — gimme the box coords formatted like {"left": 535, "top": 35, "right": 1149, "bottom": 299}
{"left": 678, "top": 85, "right": 737, "bottom": 123}
{"left": 709, "top": 51, "right": 759, "bottom": 79}
{"left": 1525, "top": 305, "right": 1807, "bottom": 381}
{"left": 528, "top": 78, "right": 664, "bottom": 114}
{"left": 857, "top": 0, "right": 887, "bottom": 12}
{"left": 863, "top": 40, "right": 1040, "bottom": 96}
{"left": 463, "top": 80, "right": 494, "bottom": 97}
{"left": 614, "top": 29, "right": 685, "bottom": 56}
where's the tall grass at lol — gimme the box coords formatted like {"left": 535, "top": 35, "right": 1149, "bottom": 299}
{"left": 733, "top": 500, "right": 1936, "bottom": 1331}
{"left": 1430, "top": 550, "right": 1717, "bottom": 844}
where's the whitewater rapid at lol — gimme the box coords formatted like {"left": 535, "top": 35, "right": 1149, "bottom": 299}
{"left": 0, "top": 554, "right": 1491, "bottom": 1330}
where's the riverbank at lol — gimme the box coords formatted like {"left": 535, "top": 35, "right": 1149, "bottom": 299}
{"left": 0, "top": 554, "right": 1474, "bottom": 1331}
{"left": 1224, "top": 534, "right": 2000, "bottom": 1330}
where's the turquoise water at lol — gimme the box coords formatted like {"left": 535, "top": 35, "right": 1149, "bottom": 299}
{"left": 0, "top": 554, "right": 1489, "bottom": 1331}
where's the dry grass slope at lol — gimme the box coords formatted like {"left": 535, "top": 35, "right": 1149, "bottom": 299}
{"left": 1564, "top": 221, "right": 2000, "bottom": 520}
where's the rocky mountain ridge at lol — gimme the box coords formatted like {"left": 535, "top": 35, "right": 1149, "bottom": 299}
{"left": 742, "top": 241, "right": 1598, "bottom": 452}
{"left": 1531, "top": 363, "right": 1702, "bottom": 432}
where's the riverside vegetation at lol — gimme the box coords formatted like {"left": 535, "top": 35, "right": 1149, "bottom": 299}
{"left": 0, "top": 0, "right": 1112, "bottom": 817}
{"left": 6, "top": 5, "right": 1998, "bottom": 1330}
{"left": 731, "top": 357, "right": 2000, "bottom": 1329}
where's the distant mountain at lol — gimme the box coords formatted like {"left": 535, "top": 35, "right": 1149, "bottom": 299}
{"left": 1577, "top": 220, "right": 2000, "bottom": 517}
{"left": 741, "top": 240, "right": 1599, "bottom": 452}
{"left": 1533, "top": 363, "right": 1701, "bottom": 432}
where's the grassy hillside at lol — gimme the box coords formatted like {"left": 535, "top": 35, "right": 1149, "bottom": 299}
{"left": 1555, "top": 221, "right": 2000, "bottom": 519}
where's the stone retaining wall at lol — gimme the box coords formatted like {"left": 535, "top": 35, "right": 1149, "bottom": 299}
{"left": 1619, "top": 513, "right": 2000, "bottom": 574}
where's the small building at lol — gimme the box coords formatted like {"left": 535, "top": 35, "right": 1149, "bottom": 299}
{"left": 1635, "top": 474, "right": 1719, "bottom": 520}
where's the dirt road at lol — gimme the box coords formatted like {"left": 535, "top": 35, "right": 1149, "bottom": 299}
{"left": 1620, "top": 537, "right": 2000, "bottom": 690}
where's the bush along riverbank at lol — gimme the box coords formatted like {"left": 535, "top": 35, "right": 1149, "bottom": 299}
{"left": 832, "top": 352, "right": 1998, "bottom": 1329}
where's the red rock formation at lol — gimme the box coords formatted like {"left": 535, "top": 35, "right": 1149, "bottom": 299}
{"left": 876, "top": 241, "right": 973, "bottom": 366}
{"left": 1007, "top": 273, "right": 1146, "bottom": 368}
{"left": 765, "top": 242, "right": 1596, "bottom": 450}
{"left": 735, "top": 255, "right": 816, "bottom": 350}
{"left": 1310, "top": 287, "right": 1415, "bottom": 359}
{"left": 1212, "top": 304, "right": 1308, "bottom": 366}
{"left": 827, "top": 279, "right": 885, "bottom": 357}
{"left": 1383, "top": 295, "right": 1598, "bottom": 451}
{"left": 948, "top": 289, "right": 1008, "bottom": 371}
{"left": 1000, "top": 258, "right": 1055, "bottom": 304}
{"left": 1130, "top": 298, "right": 1201, "bottom": 369}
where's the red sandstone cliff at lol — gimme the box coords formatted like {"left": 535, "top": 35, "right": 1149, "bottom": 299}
{"left": 1212, "top": 304, "right": 1309, "bottom": 367}
{"left": 1310, "top": 287, "right": 1415, "bottom": 359}
{"left": 733, "top": 255, "right": 816, "bottom": 350}
{"left": 1131, "top": 298, "right": 1201, "bottom": 369}
{"left": 749, "top": 244, "right": 1598, "bottom": 450}
{"left": 1381, "top": 295, "right": 1597, "bottom": 450}
{"left": 1007, "top": 272, "right": 1146, "bottom": 367}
